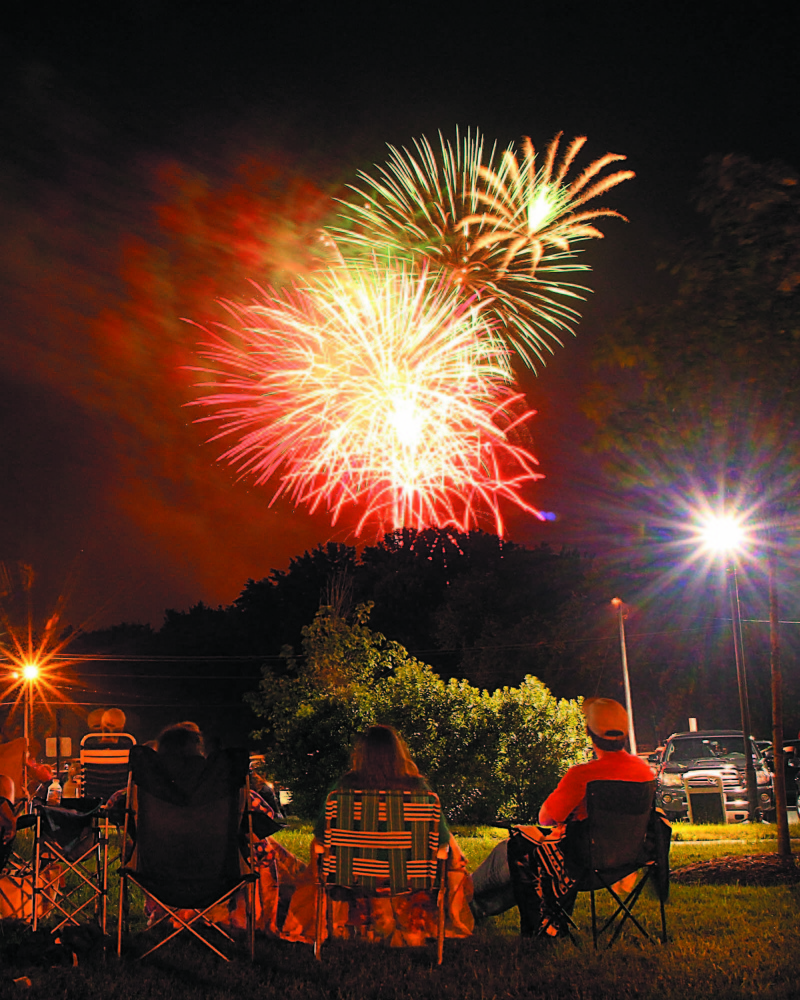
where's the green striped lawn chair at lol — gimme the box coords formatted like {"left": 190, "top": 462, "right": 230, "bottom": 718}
{"left": 314, "top": 788, "right": 449, "bottom": 963}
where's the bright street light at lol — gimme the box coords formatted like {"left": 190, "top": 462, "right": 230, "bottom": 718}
{"left": 22, "top": 662, "right": 39, "bottom": 682}
{"left": 696, "top": 513, "right": 748, "bottom": 556}
{"left": 697, "top": 512, "right": 758, "bottom": 820}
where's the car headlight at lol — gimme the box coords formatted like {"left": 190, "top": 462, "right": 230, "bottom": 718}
{"left": 660, "top": 772, "right": 684, "bottom": 787}
{"left": 757, "top": 769, "right": 772, "bottom": 786}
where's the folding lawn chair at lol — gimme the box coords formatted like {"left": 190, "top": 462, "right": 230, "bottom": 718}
{"left": 116, "top": 745, "right": 256, "bottom": 962}
{"left": 80, "top": 733, "right": 137, "bottom": 803}
{"left": 30, "top": 797, "right": 107, "bottom": 936}
{"left": 568, "top": 779, "right": 670, "bottom": 949}
{"left": 314, "top": 788, "right": 449, "bottom": 964}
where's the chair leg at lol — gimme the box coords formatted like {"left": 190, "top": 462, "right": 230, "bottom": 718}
{"left": 604, "top": 876, "right": 653, "bottom": 948}
{"left": 659, "top": 896, "right": 667, "bottom": 944}
{"left": 116, "top": 874, "right": 129, "bottom": 958}
{"left": 314, "top": 882, "right": 325, "bottom": 960}
{"left": 437, "top": 880, "right": 446, "bottom": 965}
{"left": 590, "top": 890, "right": 598, "bottom": 949}
{"left": 248, "top": 877, "right": 256, "bottom": 961}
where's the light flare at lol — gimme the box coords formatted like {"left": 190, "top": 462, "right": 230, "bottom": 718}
{"left": 0, "top": 565, "right": 82, "bottom": 735}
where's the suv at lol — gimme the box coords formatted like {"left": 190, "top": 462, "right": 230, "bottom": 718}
{"left": 651, "top": 730, "right": 775, "bottom": 823}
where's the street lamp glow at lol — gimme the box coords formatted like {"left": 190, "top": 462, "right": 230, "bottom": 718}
{"left": 697, "top": 514, "right": 747, "bottom": 555}
{"left": 22, "top": 662, "right": 40, "bottom": 682}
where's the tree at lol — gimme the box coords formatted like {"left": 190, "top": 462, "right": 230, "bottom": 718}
{"left": 588, "top": 153, "right": 800, "bottom": 501}
{"left": 246, "top": 602, "right": 587, "bottom": 822}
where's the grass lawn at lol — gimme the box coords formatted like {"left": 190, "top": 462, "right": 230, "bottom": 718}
{"left": 2, "top": 819, "right": 799, "bottom": 999}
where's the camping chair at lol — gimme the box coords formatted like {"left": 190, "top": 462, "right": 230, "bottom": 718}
{"left": 80, "top": 733, "right": 137, "bottom": 803}
{"left": 0, "top": 794, "right": 41, "bottom": 922}
{"left": 570, "top": 780, "right": 670, "bottom": 949}
{"left": 116, "top": 745, "right": 256, "bottom": 962}
{"left": 30, "top": 797, "right": 107, "bottom": 936}
{"left": 683, "top": 771, "right": 727, "bottom": 824}
{"left": 0, "top": 737, "right": 43, "bottom": 918}
{"left": 314, "top": 788, "right": 449, "bottom": 964}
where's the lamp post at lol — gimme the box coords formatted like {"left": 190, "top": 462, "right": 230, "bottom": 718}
{"left": 698, "top": 515, "right": 758, "bottom": 821}
{"left": 21, "top": 661, "right": 39, "bottom": 747}
{"left": 611, "top": 598, "right": 637, "bottom": 754}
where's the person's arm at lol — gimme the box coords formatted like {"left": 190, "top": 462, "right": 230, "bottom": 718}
{"left": 27, "top": 759, "right": 53, "bottom": 784}
{"left": 538, "top": 766, "right": 587, "bottom": 826}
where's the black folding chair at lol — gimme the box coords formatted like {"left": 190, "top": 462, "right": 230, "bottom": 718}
{"left": 30, "top": 797, "right": 108, "bottom": 936}
{"left": 573, "top": 780, "right": 670, "bottom": 948}
{"left": 117, "top": 745, "right": 256, "bottom": 962}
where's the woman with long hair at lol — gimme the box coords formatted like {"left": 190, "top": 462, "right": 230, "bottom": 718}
{"left": 281, "top": 724, "right": 473, "bottom": 946}
{"left": 341, "top": 725, "right": 422, "bottom": 787}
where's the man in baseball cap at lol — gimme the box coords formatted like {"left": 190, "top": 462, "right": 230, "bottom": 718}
{"left": 471, "top": 696, "right": 655, "bottom": 935}
{"left": 539, "top": 697, "right": 652, "bottom": 827}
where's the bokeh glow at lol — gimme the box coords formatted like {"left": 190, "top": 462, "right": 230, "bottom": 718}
{"left": 696, "top": 513, "right": 749, "bottom": 556}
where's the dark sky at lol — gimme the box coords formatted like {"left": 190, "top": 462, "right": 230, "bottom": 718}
{"left": 1, "top": 2, "right": 798, "bottom": 630}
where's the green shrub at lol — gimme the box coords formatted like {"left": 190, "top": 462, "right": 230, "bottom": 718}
{"left": 247, "top": 604, "right": 587, "bottom": 822}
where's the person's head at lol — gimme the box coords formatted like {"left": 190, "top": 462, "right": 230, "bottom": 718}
{"left": 156, "top": 721, "right": 204, "bottom": 757}
{"left": 87, "top": 708, "right": 104, "bottom": 733}
{"left": 101, "top": 708, "right": 126, "bottom": 733}
{"left": 582, "top": 698, "right": 628, "bottom": 752}
{"left": 346, "top": 725, "right": 421, "bottom": 788}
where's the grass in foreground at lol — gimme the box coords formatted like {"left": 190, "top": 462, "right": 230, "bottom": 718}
{"left": 2, "top": 822, "right": 799, "bottom": 999}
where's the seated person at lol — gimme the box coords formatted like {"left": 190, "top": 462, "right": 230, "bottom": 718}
{"left": 25, "top": 742, "right": 53, "bottom": 799}
{"left": 471, "top": 697, "right": 655, "bottom": 937}
{"left": 280, "top": 724, "right": 473, "bottom": 946}
{"left": 156, "top": 720, "right": 203, "bottom": 757}
{"left": 136, "top": 721, "right": 295, "bottom": 936}
{"left": 99, "top": 708, "right": 129, "bottom": 743}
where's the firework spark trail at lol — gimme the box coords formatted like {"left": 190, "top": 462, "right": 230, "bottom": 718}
{"left": 333, "top": 130, "right": 634, "bottom": 370}
{"left": 190, "top": 262, "right": 545, "bottom": 536}
{"left": 462, "top": 132, "right": 635, "bottom": 276}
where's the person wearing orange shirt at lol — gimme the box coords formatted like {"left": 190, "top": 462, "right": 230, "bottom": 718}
{"left": 472, "top": 698, "right": 653, "bottom": 937}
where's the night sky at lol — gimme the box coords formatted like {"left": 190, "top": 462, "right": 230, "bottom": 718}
{"left": 1, "top": 3, "right": 798, "bottom": 631}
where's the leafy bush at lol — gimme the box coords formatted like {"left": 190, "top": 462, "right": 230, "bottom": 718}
{"left": 247, "top": 604, "right": 588, "bottom": 822}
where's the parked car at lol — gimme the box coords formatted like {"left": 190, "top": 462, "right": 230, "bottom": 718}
{"left": 650, "top": 730, "right": 775, "bottom": 823}
{"left": 761, "top": 739, "right": 800, "bottom": 808}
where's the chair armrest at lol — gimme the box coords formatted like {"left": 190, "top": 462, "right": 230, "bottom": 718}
{"left": 311, "top": 839, "right": 325, "bottom": 855}
{"left": 436, "top": 844, "right": 450, "bottom": 860}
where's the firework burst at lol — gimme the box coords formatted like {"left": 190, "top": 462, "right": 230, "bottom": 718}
{"left": 190, "top": 262, "right": 545, "bottom": 536}
{"left": 462, "top": 132, "right": 635, "bottom": 276}
{"left": 334, "top": 130, "right": 633, "bottom": 369}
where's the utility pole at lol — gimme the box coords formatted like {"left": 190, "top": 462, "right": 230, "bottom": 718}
{"left": 769, "top": 545, "right": 791, "bottom": 855}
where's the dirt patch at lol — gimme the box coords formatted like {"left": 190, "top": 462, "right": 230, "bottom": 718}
{"left": 672, "top": 853, "right": 800, "bottom": 886}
